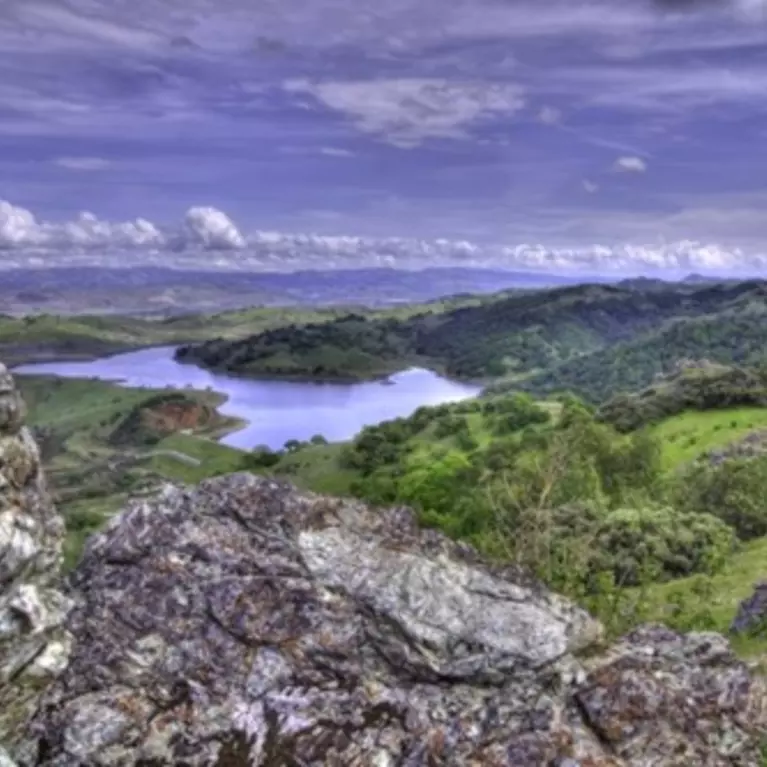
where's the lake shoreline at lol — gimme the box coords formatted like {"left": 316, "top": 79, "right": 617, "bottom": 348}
{"left": 14, "top": 345, "right": 481, "bottom": 451}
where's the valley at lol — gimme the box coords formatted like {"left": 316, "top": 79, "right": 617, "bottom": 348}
{"left": 10, "top": 276, "right": 767, "bottom": 660}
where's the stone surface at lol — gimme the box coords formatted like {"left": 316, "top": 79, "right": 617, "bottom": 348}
{"left": 10, "top": 471, "right": 767, "bottom": 766}
{"left": 731, "top": 581, "right": 767, "bottom": 636}
{"left": 0, "top": 363, "right": 72, "bottom": 758}
{"left": 709, "top": 430, "right": 767, "bottom": 466}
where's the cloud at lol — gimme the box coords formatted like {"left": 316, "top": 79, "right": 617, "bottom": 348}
{"left": 538, "top": 106, "right": 562, "bottom": 125}
{"left": 319, "top": 147, "right": 355, "bottom": 157}
{"left": 179, "top": 207, "right": 247, "bottom": 250}
{"left": 1, "top": 198, "right": 767, "bottom": 277}
{"left": 0, "top": 200, "right": 163, "bottom": 249}
{"left": 53, "top": 157, "right": 112, "bottom": 171}
{"left": 582, "top": 180, "right": 599, "bottom": 193}
{"left": 0, "top": 199, "right": 243, "bottom": 252}
{"left": 284, "top": 78, "right": 526, "bottom": 147}
{"left": 613, "top": 156, "right": 648, "bottom": 173}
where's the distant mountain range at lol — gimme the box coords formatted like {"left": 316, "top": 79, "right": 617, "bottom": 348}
{"left": 0, "top": 265, "right": 597, "bottom": 316}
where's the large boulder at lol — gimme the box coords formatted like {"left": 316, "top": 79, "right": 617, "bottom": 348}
{"left": 13, "top": 472, "right": 767, "bottom": 765}
{"left": 0, "top": 364, "right": 72, "bottom": 761}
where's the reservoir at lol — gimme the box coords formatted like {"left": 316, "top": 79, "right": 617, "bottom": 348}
{"left": 14, "top": 346, "right": 480, "bottom": 450}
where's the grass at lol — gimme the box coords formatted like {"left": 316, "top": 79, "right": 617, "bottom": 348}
{"left": 651, "top": 407, "right": 767, "bottom": 470}
{"left": 16, "top": 374, "right": 250, "bottom": 569}
{"left": 151, "top": 433, "right": 247, "bottom": 484}
{"left": 272, "top": 442, "right": 358, "bottom": 496}
{"left": 19, "top": 375, "right": 169, "bottom": 435}
{"left": 639, "top": 536, "right": 767, "bottom": 656}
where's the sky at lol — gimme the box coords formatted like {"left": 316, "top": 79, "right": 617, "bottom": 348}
{"left": 1, "top": 0, "right": 767, "bottom": 275}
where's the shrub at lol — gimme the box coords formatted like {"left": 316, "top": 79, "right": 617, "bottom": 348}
{"left": 242, "top": 446, "right": 281, "bottom": 469}
{"left": 674, "top": 456, "right": 767, "bottom": 540}
{"left": 488, "top": 500, "right": 733, "bottom": 591}
{"left": 587, "top": 506, "right": 734, "bottom": 586}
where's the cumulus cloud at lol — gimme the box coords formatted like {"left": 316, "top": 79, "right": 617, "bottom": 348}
{"left": 1, "top": 198, "right": 767, "bottom": 277}
{"left": 613, "top": 156, "right": 648, "bottom": 173}
{"left": 0, "top": 200, "right": 163, "bottom": 250}
{"left": 180, "top": 207, "right": 247, "bottom": 250}
{"left": 0, "top": 200, "right": 243, "bottom": 253}
{"left": 284, "top": 78, "right": 526, "bottom": 147}
{"left": 582, "top": 179, "right": 599, "bottom": 193}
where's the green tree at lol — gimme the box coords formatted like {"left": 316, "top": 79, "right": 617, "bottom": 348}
{"left": 675, "top": 456, "right": 767, "bottom": 540}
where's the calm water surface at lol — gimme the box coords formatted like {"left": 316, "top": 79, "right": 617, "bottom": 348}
{"left": 14, "top": 346, "right": 480, "bottom": 450}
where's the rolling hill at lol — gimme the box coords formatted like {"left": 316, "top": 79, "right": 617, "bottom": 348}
{"left": 177, "top": 279, "right": 767, "bottom": 394}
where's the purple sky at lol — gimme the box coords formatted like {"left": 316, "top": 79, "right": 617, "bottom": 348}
{"left": 1, "top": 0, "right": 767, "bottom": 274}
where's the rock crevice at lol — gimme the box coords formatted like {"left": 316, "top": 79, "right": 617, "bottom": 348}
{"left": 0, "top": 364, "right": 766, "bottom": 765}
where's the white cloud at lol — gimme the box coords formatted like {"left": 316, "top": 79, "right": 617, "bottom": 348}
{"left": 2, "top": 198, "right": 767, "bottom": 277}
{"left": 53, "top": 156, "right": 112, "bottom": 171}
{"left": 582, "top": 180, "right": 599, "bottom": 193}
{"left": 0, "top": 199, "right": 242, "bottom": 252}
{"left": 284, "top": 78, "right": 526, "bottom": 147}
{"left": 613, "top": 156, "right": 647, "bottom": 173}
{"left": 179, "top": 207, "right": 247, "bottom": 250}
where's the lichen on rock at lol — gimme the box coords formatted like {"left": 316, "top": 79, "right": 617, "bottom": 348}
{"left": 13, "top": 470, "right": 767, "bottom": 766}
{"left": 2, "top": 360, "right": 767, "bottom": 765}
{"left": 0, "top": 363, "right": 72, "bottom": 759}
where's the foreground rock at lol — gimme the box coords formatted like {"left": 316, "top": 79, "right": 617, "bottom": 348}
{"left": 0, "top": 364, "right": 72, "bottom": 758}
{"left": 11, "top": 472, "right": 767, "bottom": 766}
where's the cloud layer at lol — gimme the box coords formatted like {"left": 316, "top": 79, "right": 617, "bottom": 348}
{"left": 1, "top": 198, "right": 765, "bottom": 277}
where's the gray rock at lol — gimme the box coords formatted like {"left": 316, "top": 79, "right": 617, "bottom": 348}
{"left": 0, "top": 363, "right": 72, "bottom": 759}
{"left": 13, "top": 472, "right": 767, "bottom": 766}
{"left": 731, "top": 581, "right": 767, "bottom": 636}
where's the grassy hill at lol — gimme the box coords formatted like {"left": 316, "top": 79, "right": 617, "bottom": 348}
{"left": 175, "top": 280, "right": 767, "bottom": 390}
{"left": 500, "top": 305, "right": 767, "bottom": 404}
{"left": 17, "top": 375, "right": 246, "bottom": 568}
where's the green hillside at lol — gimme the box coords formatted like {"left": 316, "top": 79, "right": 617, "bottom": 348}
{"left": 176, "top": 279, "right": 767, "bottom": 388}
{"left": 1, "top": 298, "right": 468, "bottom": 367}
{"left": 17, "top": 375, "right": 246, "bottom": 568}
{"left": 502, "top": 306, "right": 767, "bottom": 404}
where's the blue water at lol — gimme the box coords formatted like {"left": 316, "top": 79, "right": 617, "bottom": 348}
{"left": 14, "top": 346, "right": 480, "bottom": 450}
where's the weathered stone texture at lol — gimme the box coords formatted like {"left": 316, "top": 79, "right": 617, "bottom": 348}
{"left": 12, "top": 472, "right": 767, "bottom": 766}
{"left": 0, "top": 363, "right": 72, "bottom": 759}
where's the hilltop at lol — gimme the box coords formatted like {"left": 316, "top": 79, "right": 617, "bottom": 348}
{"left": 176, "top": 279, "right": 767, "bottom": 392}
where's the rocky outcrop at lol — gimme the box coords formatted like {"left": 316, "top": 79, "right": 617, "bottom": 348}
{"left": 11, "top": 472, "right": 767, "bottom": 766}
{"left": 0, "top": 364, "right": 72, "bottom": 761}
{"left": 709, "top": 430, "right": 767, "bottom": 466}
{"left": 731, "top": 581, "right": 767, "bottom": 636}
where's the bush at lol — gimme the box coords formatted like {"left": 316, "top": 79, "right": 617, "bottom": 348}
{"left": 489, "top": 501, "right": 734, "bottom": 591}
{"left": 242, "top": 446, "right": 281, "bottom": 469}
{"left": 674, "top": 456, "right": 767, "bottom": 540}
{"left": 587, "top": 506, "right": 734, "bottom": 586}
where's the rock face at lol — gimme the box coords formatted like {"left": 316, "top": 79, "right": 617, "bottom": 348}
{"left": 0, "top": 364, "right": 72, "bottom": 759}
{"left": 11, "top": 471, "right": 767, "bottom": 766}
{"left": 709, "top": 430, "right": 767, "bottom": 466}
{"left": 731, "top": 582, "right": 767, "bottom": 636}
